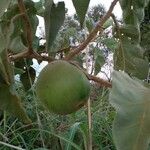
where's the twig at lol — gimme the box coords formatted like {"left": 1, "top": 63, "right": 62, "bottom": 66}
{"left": 87, "top": 74, "right": 112, "bottom": 88}
{"left": 70, "top": 61, "right": 112, "bottom": 88}
{"left": 9, "top": 50, "right": 54, "bottom": 62}
{"left": 17, "top": 0, "right": 33, "bottom": 53}
{"left": 64, "top": 0, "right": 118, "bottom": 60}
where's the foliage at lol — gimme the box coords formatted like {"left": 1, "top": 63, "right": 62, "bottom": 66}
{"left": 109, "top": 71, "right": 150, "bottom": 150}
{"left": 0, "top": 0, "right": 149, "bottom": 149}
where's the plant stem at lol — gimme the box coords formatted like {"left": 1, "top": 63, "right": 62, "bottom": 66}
{"left": 17, "top": 0, "right": 33, "bottom": 53}
{"left": 87, "top": 98, "right": 92, "bottom": 150}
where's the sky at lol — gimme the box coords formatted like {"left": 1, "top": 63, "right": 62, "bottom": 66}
{"left": 36, "top": 0, "right": 122, "bottom": 37}
{"left": 54, "top": 0, "right": 122, "bottom": 18}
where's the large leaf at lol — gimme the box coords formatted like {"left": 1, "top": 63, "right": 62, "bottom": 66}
{"left": 109, "top": 71, "right": 150, "bottom": 150}
{"left": 44, "top": 1, "right": 65, "bottom": 52}
{"left": 114, "top": 36, "right": 149, "bottom": 80}
{"left": 0, "top": 84, "right": 31, "bottom": 124}
{"left": 119, "top": 0, "right": 148, "bottom": 26}
{"left": 72, "top": 0, "right": 90, "bottom": 27}
{"left": 0, "top": 0, "right": 11, "bottom": 18}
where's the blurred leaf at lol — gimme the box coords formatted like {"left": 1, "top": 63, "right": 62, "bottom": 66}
{"left": 0, "top": 25, "right": 7, "bottom": 53}
{"left": 94, "top": 48, "right": 105, "bottom": 75}
{"left": 20, "top": 67, "right": 36, "bottom": 91}
{"left": 32, "top": 36, "right": 39, "bottom": 50}
{"left": 33, "top": 148, "right": 48, "bottom": 150}
{"left": 86, "top": 18, "right": 94, "bottom": 32}
{"left": 0, "top": 57, "right": 9, "bottom": 84}
{"left": 114, "top": 36, "right": 149, "bottom": 80}
{"left": 9, "top": 36, "right": 27, "bottom": 53}
{"left": 15, "top": 59, "right": 33, "bottom": 70}
{"left": 3, "top": 0, "right": 38, "bottom": 40}
{"left": 13, "top": 67, "right": 25, "bottom": 75}
{"left": 102, "top": 38, "right": 118, "bottom": 52}
{"left": 109, "top": 71, "right": 150, "bottom": 150}
{"left": 72, "top": 0, "right": 90, "bottom": 27}
{"left": 0, "top": 84, "right": 31, "bottom": 124}
{"left": 119, "top": 25, "right": 140, "bottom": 42}
{"left": 65, "top": 122, "right": 81, "bottom": 150}
{"left": 0, "top": 0, "right": 11, "bottom": 18}
{"left": 119, "top": 0, "right": 148, "bottom": 26}
{"left": 44, "top": 1, "right": 65, "bottom": 52}
{"left": 34, "top": 0, "right": 45, "bottom": 16}
{"left": 103, "top": 18, "right": 113, "bottom": 29}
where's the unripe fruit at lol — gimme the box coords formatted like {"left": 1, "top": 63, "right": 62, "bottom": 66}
{"left": 35, "top": 60, "right": 90, "bottom": 115}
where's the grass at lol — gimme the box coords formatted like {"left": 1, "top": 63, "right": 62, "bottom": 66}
{"left": 0, "top": 81, "right": 116, "bottom": 150}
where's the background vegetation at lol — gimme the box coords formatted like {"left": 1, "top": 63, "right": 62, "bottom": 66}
{"left": 0, "top": 0, "right": 150, "bottom": 149}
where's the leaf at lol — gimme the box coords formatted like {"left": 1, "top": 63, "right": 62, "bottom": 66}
{"left": 0, "top": 0, "right": 11, "bottom": 18}
{"left": 0, "top": 26, "right": 7, "bottom": 53}
{"left": 119, "top": 25, "right": 140, "bottom": 42}
{"left": 44, "top": 1, "right": 65, "bottom": 52}
{"left": 94, "top": 48, "right": 105, "bottom": 75}
{"left": 65, "top": 122, "right": 81, "bottom": 150}
{"left": 103, "top": 18, "right": 113, "bottom": 29}
{"left": 0, "top": 57, "right": 10, "bottom": 84}
{"left": 0, "top": 84, "right": 31, "bottom": 124}
{"left": 72, "top": 0, "right": 90, "bottom": 27}
{"left": 102, "top": 38, "right": 118, "bottom": 52}
{"left": 34, "top": 0, "right": 45, "bottom": 16}
{"left": 86, "top": 18, "right": 94, "bottom": 32}
{"left": 114, "top": 37, "right": 149, "bottom": 80}
{"left": 109, "top": 71, "right": 150, "bottom": 150}
{"left": 20, "top": 67, "right": 36, "bottom": 91}
{"left": 9, "top": 36, "right": 27, "bottom": 53}
{"left": 13, "top": 67, "right": 25, "bottom": 75}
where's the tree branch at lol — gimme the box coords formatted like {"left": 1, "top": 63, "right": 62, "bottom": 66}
{"left": 64, "top": 0, "right": 118, "bottom": 60}
{"left": 69, "top": 61, "right": 112, "bottom": 88}
{"left": 9, "top": 50, "right": 54, "bottom": 62}
{"left": 87, "top": 74, "right": 112, "bottom": 88}
{"left": 17, "top": 0, "right": 33, "bottom": 53}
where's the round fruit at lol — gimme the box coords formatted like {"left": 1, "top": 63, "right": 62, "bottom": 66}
{"left": 35, "top": 60, "right": 90, "bottom": 115}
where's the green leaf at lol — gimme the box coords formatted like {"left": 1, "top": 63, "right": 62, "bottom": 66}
{"left": 0, "top": 26, "right": 7, "bottom": 53}
{"left": 109, "top": 71, "right": 150, "bottom": 150}
{"left": 94, "top": 48, "right": 105, "bottom": 75}
{"left": 0, "top": 57, "right": 9, "bottom": 84}
{"left": 103, "top": 18, "right": 113, "bottom": 29}
{"left": 34, "top": 0, "right": 45, "bottom": 16}
{"left": 102, "top": 38, "right": 118, "bottom": 52}
{"left": 65, "top": 122, "right": 81, "bottom": 150}
{"left": 119, "top": 25, "right": 140, "bottom": 42}
{"left": 20, "top": 67, "right": 36, "bottom": 91}
{"left": 0, "top": 84, "right": 31, "bottom": 124}
{"left": 9, "top": 36, "right": 27, "bottom": 53}
{"left": 114, "top": 37, "right": 149, "bottom": 80}
{"left": 13, "top": 67, "right": 25, "bottom": 75}
{"left": 0, "top": 0, "right": 11, "bottom": 18}
{"left": 86, "top": 18, "right": 94, "bottom": 32}
{"left": 72, "top": 0, "right": 90, "bottom": 28}
{"left": 44, "top": 1, "right": 65, "bottom": 52}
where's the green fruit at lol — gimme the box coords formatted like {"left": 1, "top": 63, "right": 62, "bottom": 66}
{"left": 35, "top": 60, "right": 90, "bottom": 115}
